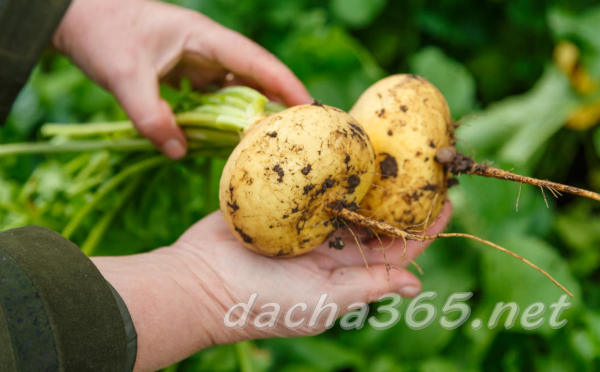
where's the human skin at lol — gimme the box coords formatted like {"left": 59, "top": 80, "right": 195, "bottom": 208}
{"left": 51, "top": 0, "right": 312, "bottom": 159}
{"left": 91, "top": 203, "right": 452, "bottom": 372}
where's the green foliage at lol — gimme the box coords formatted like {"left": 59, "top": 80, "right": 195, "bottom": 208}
{"left": 2, "top": 0, "right": 600, "bottom": 371}
{"left": 410, "top": 47, "right": 478, "bottom": 119}
{"left": 330, "top": 0, "right": 387, "bottom": 28}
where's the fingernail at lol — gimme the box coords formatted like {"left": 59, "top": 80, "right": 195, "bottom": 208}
{"left": 398, "top": 285, "right": 421, "bottom": 298}
{"left": 162, "top": 139, "right": 186, "bottom": 159}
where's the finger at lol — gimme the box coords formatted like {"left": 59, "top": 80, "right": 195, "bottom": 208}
{"left": 109, "top": 61, "right": 187, "bottom": 159}
{"left": 324, "top": 264, "right": 422, "bottom": 313}
{"left": 316, "top": 201, "right": 454, "bottom": 267}
{"left": 186, "top": 22, "right": 312, "bottom": 106}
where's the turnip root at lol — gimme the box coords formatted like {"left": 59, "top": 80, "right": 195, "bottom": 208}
{"left": 435, "top": 147, "right": 600, "bottom": 202}
{"left": 332, "top": 206, "right": 573, "bottom": 296}
{"left": 219, "top": 103, "right": 376, "bottom": 257}
{"left": 350, "top": 74, "right": 453, "bottom": 228}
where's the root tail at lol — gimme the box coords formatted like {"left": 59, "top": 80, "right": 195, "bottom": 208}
{"left": 436, "top": 147, "right": 600, "bottom": 203}
{"left": 329, "top": 205, "right": 573, "bottom": 297}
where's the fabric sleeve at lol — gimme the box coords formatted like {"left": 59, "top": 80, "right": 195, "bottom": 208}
{"left": 0, "top": 0, "right": 72, "bottom": 124}
{"left": 0, "top": 225, "right": 137, "bottom": 372}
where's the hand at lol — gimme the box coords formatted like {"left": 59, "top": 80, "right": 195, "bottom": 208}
{"left": 93, "top": 202, "right": 452, "bottom": 371}
{"left": 52, "top": 0, "right": 312, "bottom": 159}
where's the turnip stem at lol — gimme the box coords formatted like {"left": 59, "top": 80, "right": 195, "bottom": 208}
{"left": 81, "top": 176, "right": 141, "bottom": 256}
{"left": 234, "top": 341, "right": 254, "bottom": 372}
{"left": 219, "top": 86, "right": 268, "bottom": 104}
{"left": 63, "top": 153, "right": 92, "bottom": 175}
{"left": 74, "top": 152, "right": 111, "bottom": 183}
{"left": 265, "top": 101, "right": 287, "bottom": 114}
{"left": 2, "top": 86, "right": 278, "bottom": 158}
{"left": 41, "top": 112, "right": 245, "bottom": 139}
{"left": 329, "top": 205, "right": 573, "bottom": 297}
{"left": 176, "top": 107, "right": 260, "bottom": 132}
{"left": 0, "top": 135, "right": 233, "bottom": 157}
{"left": 0, "top": 139, "right": 155, "bottom": 156}
{"left": 201, "top": 93, "right": 249, "bottom": 109}
{"left": 183, "top": 129, "right": 241, "bottom": 147}
{"left": 62, "top": 156, "right": 168, "bottom": 239}
{"left": 68, "top": 173, "right": 109, "bottom": 197}
{"left": 41, "top": 121, "right": 134, "bottom": 137}
{"left": 175, "top": 112, "right": 220, "bottom": 127}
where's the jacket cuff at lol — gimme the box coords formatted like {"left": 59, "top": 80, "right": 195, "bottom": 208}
{"left": 0, "top": 225, "right": 137, "bottom": 372}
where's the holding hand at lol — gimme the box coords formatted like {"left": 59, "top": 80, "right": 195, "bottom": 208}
{"left": 52, "top": 0, "right": 312, "bottom": 158}
{"left": 92, "top": 203, "right": 452, "bottom": 371}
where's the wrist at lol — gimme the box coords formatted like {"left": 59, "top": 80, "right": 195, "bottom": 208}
{"left": 169, "top": 240, "right": 280, "bottom": 345}
{"left": 164, "top": 244, "right": 249, "bottom": 345}
{"left": 90, "top": 247, "right": 224, "bottom": 371}
{"left": 148, "top": 246, "right": 230, "bottom": 346}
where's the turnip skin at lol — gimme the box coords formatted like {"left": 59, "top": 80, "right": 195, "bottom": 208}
{"left": 219, "top": 104, "right": 376, "bottom": 257}
{"left": 350, "top": 74, "right": 453, "bottom": 228}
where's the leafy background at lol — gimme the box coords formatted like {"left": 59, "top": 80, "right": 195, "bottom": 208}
{"left": 2, "top": 0, "right": 600, "bottom": 370}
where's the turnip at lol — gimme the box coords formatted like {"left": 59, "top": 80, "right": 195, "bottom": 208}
{"left": 219, "top": 103, "right": 376, "bottom": 257}
{"left": 350, "top": 74, "right": 600, "bottom": 230}
{"left": 350, "top": 74, "right": 453, "bottom": 228}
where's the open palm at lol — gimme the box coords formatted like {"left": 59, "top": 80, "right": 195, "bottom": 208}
{"left": 174, "top": 202, "right": 453, "bottom": 344}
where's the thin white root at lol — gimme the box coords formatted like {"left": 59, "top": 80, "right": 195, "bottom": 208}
{"left": 346, "top": 224, "right": 369, "bottom": 270}
{"left": 516, "top": 182, "right": 522, "bottom": 212}
{"left": 540, "top": 186, "right": 549, "bottom": 208}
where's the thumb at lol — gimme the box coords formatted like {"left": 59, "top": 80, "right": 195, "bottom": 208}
{"left": 110, "top": 63, "right": 187, "bottom": 159}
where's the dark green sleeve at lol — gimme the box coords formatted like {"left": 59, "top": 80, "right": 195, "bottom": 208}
{"left": 0, "top": 226, "right": 137, "bottom": 372}
{"left": 0, "top": 0, "right": 72, "bottom": 124}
